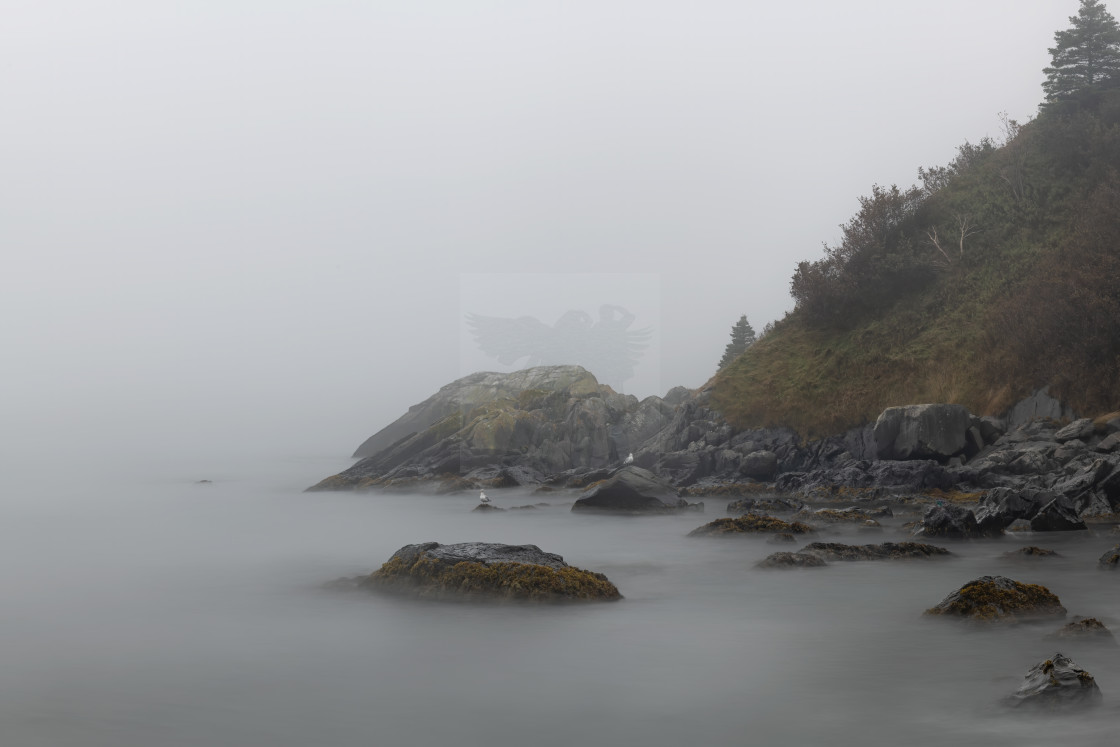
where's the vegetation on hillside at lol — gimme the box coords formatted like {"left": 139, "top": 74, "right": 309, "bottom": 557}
{"left": 711, "top": 1, "right": 1120, "bottom": 437}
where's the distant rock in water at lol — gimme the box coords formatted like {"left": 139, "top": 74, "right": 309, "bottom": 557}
{"left": 924, "top": 575, "right": 1066, "bottom": 623}
{"left": 571, "top": 465, "right": 702, "bottom": 514}
{"left": 1003, "top": 653, "right": 1102, "bottom": 711}
{"left": 354, "top": 542, "right": 621, "bottom": 602}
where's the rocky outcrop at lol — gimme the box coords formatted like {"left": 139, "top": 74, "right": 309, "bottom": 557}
{"left": 924, "top": 575, "right": 1066, "bottom": 623}
{"left": 1003, "top": 653, "right": 1102, "bottom": 711}
{"left": 873, "top": 404, "right": 972, "bottom": 461}
{"left": 355, "top": 542, "right": 622, "bottom": 602}
{"left": 570, "top": 466, "right": 702, "bottom": 514}
{"left": 310, "top": 366, "right": 670, "bottom": 490}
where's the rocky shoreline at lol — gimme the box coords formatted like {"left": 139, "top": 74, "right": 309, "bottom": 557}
{"left": 307, "top": 366, "right": 1120, "bottom": 536}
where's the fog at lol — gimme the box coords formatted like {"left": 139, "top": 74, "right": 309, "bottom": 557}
{"left": 4, "top": 464, "right": 1119, "bottom": 746}
{"left": 1, "top": 1, "right": 1084, "bottom": 473}
{"left": 4, "top": 7, "right": 1115, "bottom": 741}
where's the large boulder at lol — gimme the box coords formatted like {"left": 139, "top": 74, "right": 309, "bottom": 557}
{"left": 738, "top": 450, "right": 778, "bottom": 480}
{"left": 355, "top": 542, "right": 622, "bottom": 602}
{"left": 873, "top": 404, "right": 972, "bottom": 461}
{"left": 1003, "top": 653, "right": 1102, "bottom": 711}
{"left": 571, "top": 466, "right": 700, "bottom": 514}
{"left": 924, "top": 575, "right": 1066, "bottom": 623}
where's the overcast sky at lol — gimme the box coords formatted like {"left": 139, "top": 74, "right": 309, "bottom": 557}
{"left": 1, "top": 1, "right": 1089, "bottom": 469}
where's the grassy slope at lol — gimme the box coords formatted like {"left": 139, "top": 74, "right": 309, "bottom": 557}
{"left": 711, "top": 98, "right": 1120, "bottom": 438}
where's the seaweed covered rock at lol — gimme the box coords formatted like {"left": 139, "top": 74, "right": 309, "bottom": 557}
{"left": 358, "top": 542, "right": 622, "bottom": 602}
{"left": 800, "top": 541, "right": 951, "bottom": 562}
{"left": 756, "top": 551, "right": 827, "bottom": 569}
{"left": 1046, "top": 617, "right": 1118, "bottom": 645}
{"left": 572, "top": 466, "right": 701, "bottom": 514}
{"left": 1003, "top": 653, "right": 1102, "bottom": 711}
{"left": 1002, "top": 546, "right": 1061, "bottom": 559}
{"left": 924, "top": 575, "right": 1066, "bottom": 623}
{"left": 688, "top": 513, "right": 814, "bottom": 537}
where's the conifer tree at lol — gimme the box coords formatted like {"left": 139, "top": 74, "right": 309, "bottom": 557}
{"left": 1043, "top": 0, "right": 1120, "bottom": 101}
{"left": 719, "top": 315, "right": 756, "bottom": 369}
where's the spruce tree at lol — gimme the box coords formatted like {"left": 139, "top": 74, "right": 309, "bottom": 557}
{"left": 719, "top": 315, "right": 756, "bottom": 369}
{"left": 1043, "top": 0, "right": 1120, "bottom": 101}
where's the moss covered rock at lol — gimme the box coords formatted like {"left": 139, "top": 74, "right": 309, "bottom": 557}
{"left": 688, "top": 513, "right": 815, "bottom": 537}
{"left": 359, "top": 542, "right": 622, "bottom": 602}
{"left": 925, "top": 575, "right": 1066, "bottom": 623}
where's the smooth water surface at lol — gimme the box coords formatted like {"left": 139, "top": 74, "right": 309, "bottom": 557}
{"left": 3, "top": 456, "right": 1119, "bottom": 746}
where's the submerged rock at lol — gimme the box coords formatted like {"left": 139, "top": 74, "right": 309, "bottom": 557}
{"left": 794, "top": 507, "right": 883, "bottom": 526}
{"left": 472, "top": 503, "right": 506, "bottom": 513}
{"left": 688, "top": 513, "right": 815, "bottom": 537}
{"left": 800, "top": 541, "right": 951, "bottom": 562}
{"left": 1098, "top": 544, "right": 1120, "bottom": 569}
{"left": 924, "top": 575, "right": 1066, "bottom": 623}
{"left": 1045, "top": 617, "right": 1118, "bottom": 645}
{"left": 1003, "top": 653, "right": 1102, "bottom": 711}
{"left": 756, "top": 551, "right": 827, "bottom": 569}
{"left": 357, "top": 542, "right": 622, "bottom": 602}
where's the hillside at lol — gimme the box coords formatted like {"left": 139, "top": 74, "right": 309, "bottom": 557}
{"left": 711, "top": 93, "right": 1120, "bottom": 438}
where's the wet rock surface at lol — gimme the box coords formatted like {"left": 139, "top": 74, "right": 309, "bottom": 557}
{"left": 354, "top": 542, "right": 622, "bottom": 602}
{"left": 1003, "top": 653, "right": 1102, "bottom": 711}
{"left": 924, "top": 575, "right": 1066, "bottom": 623}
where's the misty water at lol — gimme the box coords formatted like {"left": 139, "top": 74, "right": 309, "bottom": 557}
{"left": 5, "top": 455, "right": 1120, "bottom": 747}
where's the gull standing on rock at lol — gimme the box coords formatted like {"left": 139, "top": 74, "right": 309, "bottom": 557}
{"left": 479, "top": 490, "right": 490, "bottom": 504}
{"left": 624, "top": 453, "right": 634, "bottom": 465}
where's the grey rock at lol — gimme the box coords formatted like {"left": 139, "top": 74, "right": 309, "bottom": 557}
{"left": 1045, "top": 617, "right": 1118, "bottom": 645}
{"left": 1030, "top": 498, "right": 1087, "bottom": 531}
{"left": 1095, "top": 432, "right": 1120, "bottom": 453}
{"left": 914, "top": 504, "right": 987, "bottom": 538}
{"left": 1003, "top": 653, "right": 1102, "bottom": 711}
{"left": 873, "top": 404, "right": 972, "bottom": 461}
{"left": 571, "top": 465, "right": 699, "bottom": 514}
{"left": 1098, "top": 545, "right": 1120, "bottom": 570}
